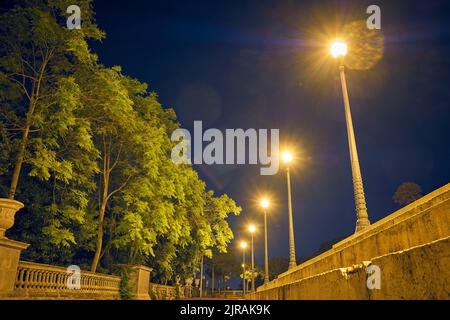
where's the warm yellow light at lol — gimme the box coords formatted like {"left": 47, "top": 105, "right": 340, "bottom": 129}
{"left": 248, "top": 224, "right": 256, "bottom": 233}
{"left": 281, "top": 151, "right": 293, "bottom": 164}
{"left": 240, "top": 241, "right": 247, "bottom": 249}
{"left": 260, "top": 198, "right": 270, "bottom": 209}
{"left": 330, "top": 40, "right": 348, "bottom": 58}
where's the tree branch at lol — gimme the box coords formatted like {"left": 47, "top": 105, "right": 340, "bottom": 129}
{"left": 105, "top": 174, "right": 134, "bottom": 202}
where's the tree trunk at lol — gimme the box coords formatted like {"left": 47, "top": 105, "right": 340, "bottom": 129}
{"left": 91, "top": 189, "right": 108, "bottom": 272}
{"left": 8, "top": 59, "right": 47, "bottom": 199}
{"left": 91, "top": 145, "right": 110, "bottom": 272}
{"left": 8, "top": 124, "right": 31, "bottom": 199}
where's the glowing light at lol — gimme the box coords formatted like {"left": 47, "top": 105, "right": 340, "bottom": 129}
{"left": 240, "top": 241, "right": 247, "bottom": 249}
{"left": 330, "top": 40, "right": 348, "bottom": 58}
{"left": 248, "top": 224, "right": 256, "bottom": 233}
{"left": 260, "top": 198, "right": 270, "bottom": 209}
{"left": 281, "top": 151, "right": 293, "bottom": 164}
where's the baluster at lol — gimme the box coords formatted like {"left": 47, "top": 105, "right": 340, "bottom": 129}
{"left": 37, "top": 270, "right": 43, "bottom": 289}
{"left": 43, "top": 271, "right": 48, "bottom": 290}
{"left": 24, "top": 268, "right": 30, "bottom": 290}
{"left": 17, "top": 268, "right": 25, "bottom": 289}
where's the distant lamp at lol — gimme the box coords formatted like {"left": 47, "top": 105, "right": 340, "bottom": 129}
{"left": 330, "top": 40, "right": 348, "bottom": 58}
{"left": 240, "top": 241, "right": 247, "bottom": 250}
{"left": 281, "top": 151, "right": 293, "bottom": 164}
{"left": 260, "top": 198, "right": 270, "bottom": 209}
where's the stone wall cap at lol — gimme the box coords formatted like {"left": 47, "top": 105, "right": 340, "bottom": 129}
{"left": 130, "top": 265, "right": 153, "bottom": 272}
{"left": 0, "top": 237, "right": 30, "bottom": 250}
{"left": 0, "top": 198, "right": 25, "bottom": 209}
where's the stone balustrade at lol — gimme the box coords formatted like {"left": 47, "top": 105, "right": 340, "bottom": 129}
{"left": 10, "top": 261, "right": 121, "bottom": 299}
{"left": 150, "top": 283, "right": 185, "bottom": 300}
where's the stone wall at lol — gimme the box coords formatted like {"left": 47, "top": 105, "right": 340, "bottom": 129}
{"left": 248, "top": 183, "right": 450, "bottom": 299}
{"left": 150, "top": 283, "right": 183, "bottom": 300}
{"left": 246, "top": 236, "right": 449, "bottom": 299}
{"left": 0, "top": 260, "right": 121, "bottom": 300}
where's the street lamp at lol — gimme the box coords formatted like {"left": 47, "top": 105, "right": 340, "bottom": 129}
{"left": 330, "top": 40, "right": 348, "bottom": 58}
{"left": 330, "top": 39, "right": 371, "bottom": 232}
{"left": 281, "top": 150, "right": 297, "bottom": 270}
{"left": 240, "top": 241, "right": 247, "bottom": 295}
{"left": 260, "top": 198, "right": 270, "bottom": 283}
{"left": 248, "top": 224, "right": 256, "bottom": 291}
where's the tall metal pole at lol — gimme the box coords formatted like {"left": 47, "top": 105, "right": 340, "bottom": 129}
{"left": 286, "top": 167, "right": 297, "bottom": 269}
{"left": 251, "top": 233, "right": 255, "bottom": 291}
{"left": 242, "top": 250, "right": 246, "bottom": 295}
{"left": 338, "top": 63, "right": 371, "bottom": 232}
{"left": 264, "top": 210, "right": 269, "bottom": 284}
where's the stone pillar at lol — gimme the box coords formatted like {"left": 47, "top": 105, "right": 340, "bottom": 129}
{"left": 0, "top": 238, "right": 29, "bottom": 293}
{"left": 0, "top": 199, "right": 29, "bottom": 295}
{"left": 128, "top": 265, "right": 152, "bottom": 300}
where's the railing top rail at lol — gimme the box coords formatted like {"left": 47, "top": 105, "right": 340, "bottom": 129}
{"left": 149, "top": 283, "right": 178, "bottom": 289}
{"left": 18, "top": 260, "right": 121, "bottom": 281}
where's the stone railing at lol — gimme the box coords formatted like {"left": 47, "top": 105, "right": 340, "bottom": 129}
{"left": 149, "top": 283, "right": 185, "bottom": 300}
{"left": 0, "top": 197, "right": 154, "bottom": 300}
{"left": 11, "top": 261, "right": 121, "bottom": 299}
{"left": 210, "top": 290, "right": 243, "bottom": 299}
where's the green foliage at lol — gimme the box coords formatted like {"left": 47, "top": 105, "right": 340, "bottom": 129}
{"left": 268, "top": 257, "right": 289, "bottom": 280}
{"left": 149, "top": 287, "right": 158, "bottom": 300}
{"left": 119, "top": 268, "right": 134, "bottom": 300}
{"left": 1, "top": 0, "right": 241, "bottom": 280}
{"left": 205, "top": 248, "right": 242, "bottom": 287}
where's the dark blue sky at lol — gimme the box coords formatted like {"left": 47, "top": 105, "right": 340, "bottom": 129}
{"left": 91, "top": 0, "right": 450, "bottom": 266}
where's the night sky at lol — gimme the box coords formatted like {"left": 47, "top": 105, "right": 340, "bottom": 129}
{"left": 91, "top": 0, "right": 450, "bottom": 267}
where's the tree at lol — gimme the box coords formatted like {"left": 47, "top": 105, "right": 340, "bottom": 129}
{"left": 268, "top": 257, "right": 289, "bottom": 280}
{"left": 207, "top": 248, "right": 241, "bottom": 290}
{"left": 1, "top": 0, "right": 103, "bottom": 252}
{"left": 393, "top": 182, "right": 423, "bottom": 206}
{"left": 0, "top": 0, "right": 103, "bottom": 200}
{"left": 1, "top": 0, "right": 241, "bottom": 279}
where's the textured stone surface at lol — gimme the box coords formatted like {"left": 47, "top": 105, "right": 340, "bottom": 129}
{"left": 128, "top": 265, "right": 152, "bottom": 300}
{"left": 249, "top": 183, "right": 450, "bottom": 300}
{"left": 0, "top": 238, "right": 29, "bottom": 292}
{"left": 0, "top": 198, "right": 24, "bottom": 237}
{"left": 246, "top": 237, "right": 449, "bottom": 300}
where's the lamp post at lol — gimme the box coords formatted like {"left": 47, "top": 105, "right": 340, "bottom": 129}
{"left": 330, "top": 40, "right": 371, "bottom": 232}
{"left": 240, "top": 241, "right": 247, "bottom": 295}
{"left": 281, "top": 151, "right": 297, "bottom": 270}
{"left": 248, "top": 224, "right": 256, "bottom": 291}
{"left": 260, "top": 198, "right": 270, "bottom": 283}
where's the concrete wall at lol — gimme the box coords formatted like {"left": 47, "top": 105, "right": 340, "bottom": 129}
{"left": 249, "top": 183, "right": 450, "bottom": 299}
{"left": 247, "top": 237, "right": 449, "bottom": 300}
